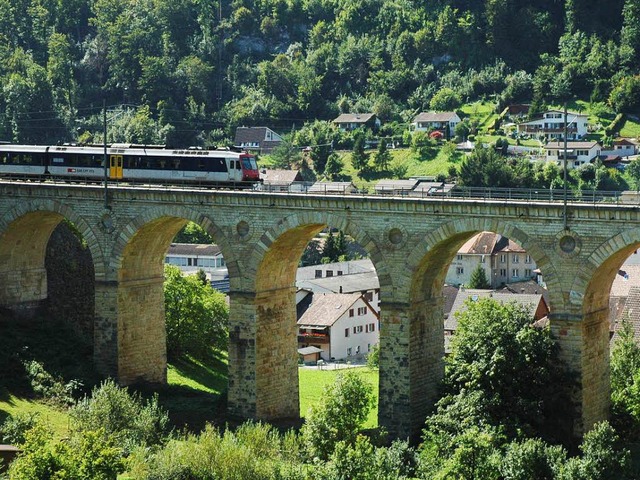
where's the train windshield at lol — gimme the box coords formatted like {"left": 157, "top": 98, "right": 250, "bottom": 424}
{"left": 242, "top": 156, "right": 258, "bottom": 171}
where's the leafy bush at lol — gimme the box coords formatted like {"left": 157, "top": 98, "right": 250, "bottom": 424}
{"left": 69, "top": 379, "right": 169, "bottom": 456}
{"left": 23, "top": 360, "right": 81, "bottom": 407}
{"left": 127, "top": 422, "right": 306, "bottom": 480}
{"left": 301, "top": 371, "right": 375, "bottom": 460}
{"left": 8, "top": 421, "right": 123, "bottom": 480}
{"left": 0, "top": 412, "right": 40, "bottom": 446}
{"left": 500, "top": 438, "right": 566, "bottom": 480}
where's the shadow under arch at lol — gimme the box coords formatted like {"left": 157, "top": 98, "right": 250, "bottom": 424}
{"left": 381, "top": 217, "right": 556, "bottom": 439}
{"left": 102, "top": 207, "right": 233, "bottom": 385}
{"left": 230, "top": 211, "right": 387, "bottom": 422}
{"left": 0, "top": 200, "right": 102, "bottom": 313}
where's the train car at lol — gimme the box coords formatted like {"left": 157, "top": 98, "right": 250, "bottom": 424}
{"left": 0, "top": 144, "right": 260, "bottom": 187}
{"left": 0, "top": 144, "right": 49, "bottom": 177}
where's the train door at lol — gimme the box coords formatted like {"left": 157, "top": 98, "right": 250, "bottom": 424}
{"left": 109, "top": 155, "right": 123, "bottom": 179}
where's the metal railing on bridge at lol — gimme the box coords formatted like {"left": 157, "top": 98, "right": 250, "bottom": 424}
{"left": 2, "top": 176, "right": 637, "bottom": 205}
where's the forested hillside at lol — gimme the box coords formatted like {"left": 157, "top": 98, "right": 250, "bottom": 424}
{"left": 1, "top": 0, "right": 640, "bottom": 146}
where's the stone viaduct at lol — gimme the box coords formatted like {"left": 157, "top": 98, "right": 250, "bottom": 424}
{"left": 0, "top": 180, "right": 637, "bottom": 439}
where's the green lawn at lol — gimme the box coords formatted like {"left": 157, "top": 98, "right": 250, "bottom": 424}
{"left": 0, "top": 390, "right": 71, "bottom": 439}
{"left": 299, "top": 366, "right": 379, "bottom": 428}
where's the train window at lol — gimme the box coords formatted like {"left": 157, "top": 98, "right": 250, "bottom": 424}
{"left": 159, "top": 160, "right": 166, "bottom": 169}
{"left": 173, "top": 159, "right": 180, "bottom": 169}
{"left": 242, "top": 158, "right": 253, "bottom": 170}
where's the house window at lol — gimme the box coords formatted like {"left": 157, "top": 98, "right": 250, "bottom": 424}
{"left": 347, "top": 347, "right": 352, "bottom": 356}
{"left": 512, "top": 268, "right": 519, "bottom": 278}
{"left": 368, "top": 343, "right": 371, "bottom": 352}
{"left": 357, "top": 307, "right": 367, "bottom": 316}
{"left": 513, "top": 254, "right": 519, "bottom": 263}
{"left": 500, "top": 254, "right": 507, "bottom": 263}
{"left": 456, "top": 267, "right": 464, "bottom": 275}
{"left": 500, "top": 268, "right": 507, "bottom": 277}
{"left": 349, "top": 309, "right": 354, "bottom": 317}
{"left": 525, "top": 255, "right": 532, "bottom": 263}
{"left": 337, "top": 271, "right": 343, "bottom": 276}
{"left": 315, "top": 270, "right": 322, "bottom": 278}
{"left": 365, "top": 292, "right": 373, "bottom": 302}
{"left": 356, "top": 345, "right": 360, "bottom": 354}
{"left": 188, "top": 258, "right": 193, "bottom": 266}
{"left": 457, "top": 254, "right": 463, "bottom": 260}
{"left": 345, "top": 328, "right": 349, "bottom": 337}
{"left": 525, "top": 268, "right": 532, "bottom": 277}
{"left": 354, "top": 325, "right": 363, "bottom": 334}
{"left": 369, "top": 323, "right": 375, "bottom": 332}
{"left": 574, "top": 161, "right": 580, "bottom": 167}
{"left": 326, "top": 270, "right": 333, "bottom": 277}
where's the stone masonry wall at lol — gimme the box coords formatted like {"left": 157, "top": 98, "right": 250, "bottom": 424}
{"left": 2, "top": 182, "right": 639, "bottom": 438}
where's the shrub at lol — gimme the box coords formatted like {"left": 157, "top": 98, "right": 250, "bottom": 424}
{"left": 0, "top": 412, "right": 40, "bottom": 446}
{"left": 301, "top": 371, "right": 375, "bottom": 460}
{"left": 23, "top": 360, "right": 81, "bottom": 407}
{"left": 8, "top": 422, "right": 123, "bottom": 480}
{"left": 126, "top": 422, "right": 306, "bottom": 480}
{"left": 69, "top": 379, "right": 169, "bottom": 455}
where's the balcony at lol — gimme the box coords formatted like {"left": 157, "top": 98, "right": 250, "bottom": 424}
{"left": 298, "top": 333, "right": 329, "bottom": 343}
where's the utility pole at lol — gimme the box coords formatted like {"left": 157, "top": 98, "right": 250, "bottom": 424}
{"left": 563, "top": 103, "right": 568, "bottom": 231}
{"left": 103, "top": 99, "right": 109, "bottom": 210}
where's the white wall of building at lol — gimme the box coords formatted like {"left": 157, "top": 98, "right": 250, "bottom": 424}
{"left": 329, "top": 299, "right": 379, "bottom": 361}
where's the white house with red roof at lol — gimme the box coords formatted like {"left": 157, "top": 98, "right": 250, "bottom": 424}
{"left": 297, "top": 292, "right": 379, "bottom": 361}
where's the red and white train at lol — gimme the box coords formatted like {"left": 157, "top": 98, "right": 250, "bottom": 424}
{"left": 0, "top": 144, "right": 260, "bottom": 187}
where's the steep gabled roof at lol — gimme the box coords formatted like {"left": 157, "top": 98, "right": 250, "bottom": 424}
{"left": 234, "top": 126, "right": 282, "bottom": 144}
{"left": 297, "top": 292, "right": 365, "bottom": 327}
{"left": 333, "top": 113, "right": 376, "bottom": 124}
{"left": 261, "top": 169, "right": 303, "bottom": 184}
{"left": 457, "top": 232, "right": 500, "bottom": 255}
{"left": 544, "top": 141, "right": 599, "bottom": 150}
{"left": 167, "top": 243, "right": 221, "bottom": 256}
{"left": 413, "top": 112, "right": 458, "bottom": 123}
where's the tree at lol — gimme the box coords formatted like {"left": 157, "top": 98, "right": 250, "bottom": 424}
{"left": 429, "top": 87, "right": 461, "bottom": 111}
{"left": 610, "top": 319, "right": 640, "bottom": 439}
{"left": 558, "top": 422, "right": 632, "bottom": 480}
{"left": 428, "top": 298, "right": 570, "bottom": 441}
{"left": 626, "top": 158, "right": 640, "bottom": 192}
{"left": 270, "top": 137, "right": 302, "bottom": 170}
{"left": 173, "top": 222, "right": 213, "bottom": 244}
{"left": 374, "top": 139, "right": 391, "bottom": 171}
{"left": 324, "top": 152, "right": 344, "bottom": 180}
{"left": 458, "top": 145, "right": 513, "bottom": 187}
{"left": 163, "top": 264, "right": 229, "bottom": 359}
{"left": 351, "top": 131, "right": 369, "bottom": 172}
{"left": 468, "top": 264, "right": 491, "bottom": 289}
{"left": 301, "top": 371, "right": 375, "bottom": 460}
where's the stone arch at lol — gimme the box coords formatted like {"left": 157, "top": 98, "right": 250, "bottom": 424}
{"left": 405, "top": 216, "right": 554, "bottom": 301}
{"left": 109, "top": 206, "right": 236, "bottom": 280}
{"left": 101, "top": 206, "right": 233, "bottom": 385}
{"left": 0, "top": 199, "right": 103, "bottom": 310}
{"left": 234, "top": 211, "right": 386, "bottom": 421}
{"left": 377, "top": 216, "right": 557, "bottom": 439}
{"left": 567, "top": 228, "right": 640, "bottom": 433}
{"left": 244, "top": 211, "right": 388, "bottom": 288}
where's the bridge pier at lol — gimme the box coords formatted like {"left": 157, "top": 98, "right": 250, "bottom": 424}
{"left": 378, "top": 298, "right": 444, "bottom": 440}
{"left": 551, "top": 311, "right": 610, "bottom": 437}
{"left": 228, "top": 287, "right": 300, "bottom": 423}
{"left": 94, "top": 277, "right": 167, "bottom": 385}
